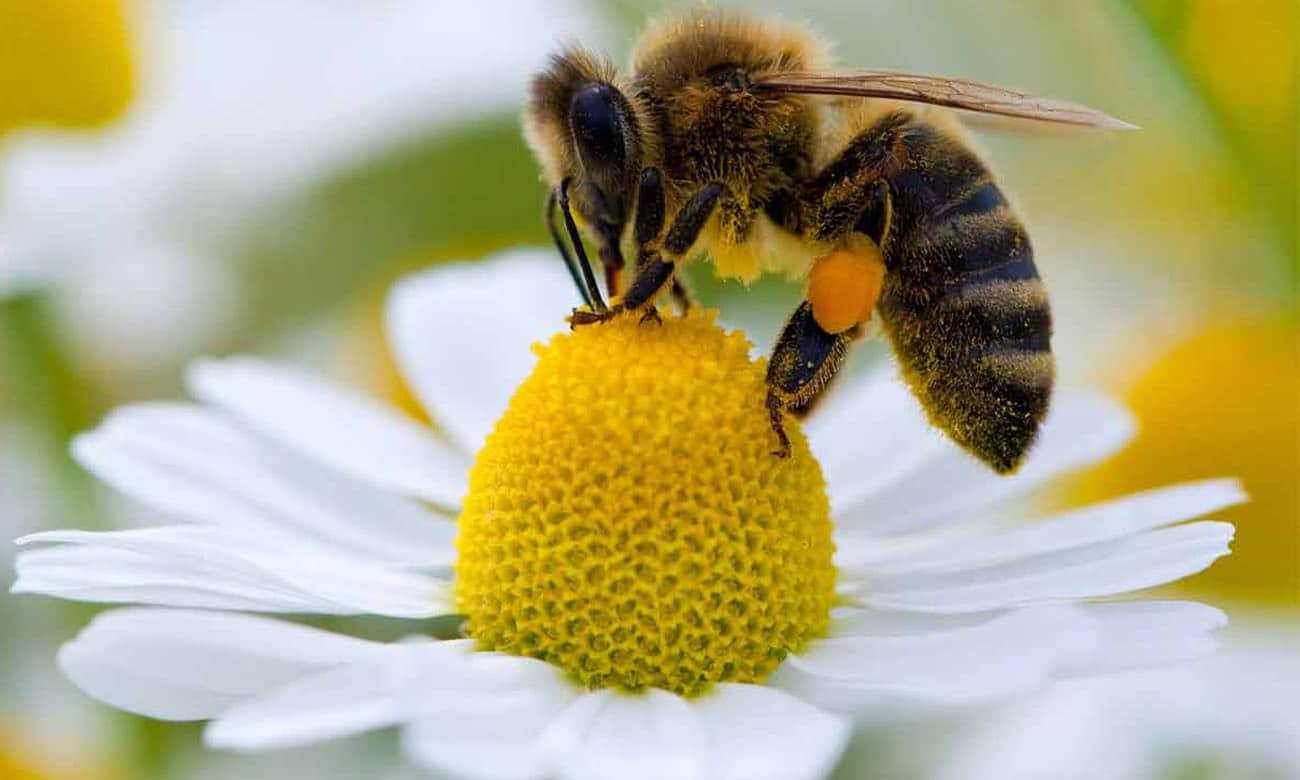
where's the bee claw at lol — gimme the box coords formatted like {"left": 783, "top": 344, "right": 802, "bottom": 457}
{"left": 569, "top": 305, "right": 623, "bottom": 328}
{"left": 766, "top": 393, "right": 792, "bottom": 458}
{"left": 638, "top": 306, "right": 663, "bottom": 326}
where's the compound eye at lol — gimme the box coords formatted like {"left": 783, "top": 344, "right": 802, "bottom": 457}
{"left": 569, "top": 82, "right": 628, "bottom": 171}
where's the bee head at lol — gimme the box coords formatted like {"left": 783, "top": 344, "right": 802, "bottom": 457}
{"left": 524, "top": 48, "right": 646, "bottom": 234}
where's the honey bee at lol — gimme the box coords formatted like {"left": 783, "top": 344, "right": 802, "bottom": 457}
{"left": 523, "top": 12, "right": 1133, "bottom": 473}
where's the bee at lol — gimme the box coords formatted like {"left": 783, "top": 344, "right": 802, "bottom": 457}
{"left": 523, "top": 12, "right": 1132, "bottom": 473}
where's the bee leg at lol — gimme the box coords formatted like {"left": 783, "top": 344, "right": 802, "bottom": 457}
{"left": 663, "top": 182, "right": 726, "bottom": 257}
{"left": 573, "top": 251, "right": 674, "bottom": 326}
{"left": 629, "top": 166, "right": 669, "bottom": 318}
{"left": 765, "top": 302, "right": 852, "bottom": 457}
{"left": 572, "top": 181, "right": 725, "bottom": 327}
{"left": 634, "top": 167, "right": 666, "bottom": 248}
{"left": 639, "top": 306, "right": 663, "bottom": 326}
{"left": 767, "top": 393, "right": 792, "bottom": 459}
{"left": 636, "top": 167, "right": 697, "bottom": 318}
{"left": 811, "top": 178, "right": 892, "bottom": 246}
{"left": 669, "top": 276, "right": 694, "bottom": 314}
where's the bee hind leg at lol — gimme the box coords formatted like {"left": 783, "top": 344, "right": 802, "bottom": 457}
{"left": 765, "top": 302, "right": 855, "bottom": 457}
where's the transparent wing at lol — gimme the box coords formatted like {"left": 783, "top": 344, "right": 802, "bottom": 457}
{"left": 754, "top": 70, "right": 1137, "bottom": 130}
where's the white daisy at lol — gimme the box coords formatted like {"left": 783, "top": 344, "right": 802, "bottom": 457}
{"left": 13, "top": 249, "right": 1240, "bottom": 780}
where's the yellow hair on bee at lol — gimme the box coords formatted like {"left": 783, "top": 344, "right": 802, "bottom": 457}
{"left": 699, "top": 214, "right": 816, "bottom": 283}
{"left": 632, "top": 11, "right": 831, "bottom": 88}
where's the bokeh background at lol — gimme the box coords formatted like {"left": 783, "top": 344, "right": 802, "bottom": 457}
{"left": 1, "top": 1, "right": 1295, "bottom": 778}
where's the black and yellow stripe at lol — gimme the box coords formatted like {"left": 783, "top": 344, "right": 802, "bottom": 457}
{"left": 860, "top": 112, "right": 1053, "bottom": 472}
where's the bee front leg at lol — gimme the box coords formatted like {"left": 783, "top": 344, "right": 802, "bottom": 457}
{"left": 634, "top": 167, "right": 666, "bottom": 249}
{"left": 571, "top": 178, "right": 725, "bottom": 327}
{"left": 639, "top": 168, "right": 695, "bottom": 315}
{"left": 570, "top": 249, "right": 675, "bottom": 326}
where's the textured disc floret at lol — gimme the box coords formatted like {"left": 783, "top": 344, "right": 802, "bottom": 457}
{"left": 454, "top": 311, "right": 835, "bottom": 697}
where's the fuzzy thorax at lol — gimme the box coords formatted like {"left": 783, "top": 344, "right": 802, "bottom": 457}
{"left": 454, "top": 312, "right": 836, "bottom": 697}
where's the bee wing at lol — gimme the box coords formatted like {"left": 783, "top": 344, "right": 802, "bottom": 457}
{"left": 753, "top": 70, "right": 1137, "bottom": 130}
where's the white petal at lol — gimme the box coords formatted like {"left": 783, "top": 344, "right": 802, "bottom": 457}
{"left": 693, "top": 683, "right": 850, "bottom": 780}
{"left": 826, "top": 607, "right": 992, "bottom": 639}
{"left": 541, "top": 690, "right": 706, "bottom": 780}
{"left": 1065, "top": 600, "right": 1228, "bottom": 675}
{"left": 831, "top": 531, "right": 962, "bottom": 575}
{"left": 780, "top": 602, "right": 1230, "bottom": 716}
{"left": 206, "top": 654, "right": 414, "bottom": 751}
{"left": 850, "top": 521, "right": 1233, "bottom": 613}
{"left": 400, "top": 643, "right": 578, "bottom": 780}
{"left": 386, "top": 249, "right": 573, "bottom": 456}
{"left": 833, "top": 392, "right": 1135, "bottom": 535}
{"left": 188, "top": 357, "right": 467, "bottom": 506}
{"left": 785, "top": 605, "right": 1098, "bottom": 704}
{"left": 15, "top": 526, "right": 450, "bottom": 617}
{"left": 404, "top": 691, "right": 572, "bottom": 780}
{"left": 846, "top": 479, "right": 1245, "bottom": 575}
{"left": 14, "top": 544, "right": 321, "bottom": 613}
{"left": 57, "top": 608, "right": 392, "bottom": 720}
{"left": 73, "top": 403, "right": 457, "bottom": 567}
{"left": 806, "top": 370, "right": 947, "bottom": 513}
{"left": 408, "top": 669, "right": 843, "bottom": 780}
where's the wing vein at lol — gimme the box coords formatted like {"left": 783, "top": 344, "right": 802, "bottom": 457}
{"left": 754, "top": 70, "right": 1136, "bottom": 130}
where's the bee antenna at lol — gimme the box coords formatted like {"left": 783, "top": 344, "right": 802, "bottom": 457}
{"left": 556, "top": 178, "right": 609, "bottom": 313}
{"left": 546, "top": 189, "right": 595, "bottom": 309}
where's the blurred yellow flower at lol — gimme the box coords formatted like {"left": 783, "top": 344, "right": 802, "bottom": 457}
{"left": 1178, "top": 0, "right": 1296, "bottom": 164}
{"left": 1133, "top": 0, "right": 1297, "bottom": 279}
{"left": 1067, "top": 316, "right": 1299, "bottom": 606}
{"left": 0, "top": 0, "right": 134, "bottom": 134}
{"left": 0, "top": 726, "right": 113, "bottom": 780}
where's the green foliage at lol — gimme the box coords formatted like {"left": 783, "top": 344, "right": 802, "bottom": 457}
{"left": 1127, "top": 0, "right": 1298, "bottom": 291}
{"left": 230, "top": 114, "right": 547, "bottom": 346}
{"left": 0, "top": 292, "right": 97, "bottom": 506}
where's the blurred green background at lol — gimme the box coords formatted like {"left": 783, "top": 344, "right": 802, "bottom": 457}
{"left": 1, "top": 1, "right": 1295, "bottom": 779}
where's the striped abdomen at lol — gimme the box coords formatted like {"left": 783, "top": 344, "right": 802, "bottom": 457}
{"left": 874, "top": 113, "right": 1053, "bottom": 473}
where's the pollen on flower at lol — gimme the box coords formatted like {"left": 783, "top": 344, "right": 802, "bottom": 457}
{"left": 454, "top": 310, "right": 836, "bottom": 697}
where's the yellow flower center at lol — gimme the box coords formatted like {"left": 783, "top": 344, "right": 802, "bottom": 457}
{"left": 454, "top": 311, "right": 836, "bottom": 697}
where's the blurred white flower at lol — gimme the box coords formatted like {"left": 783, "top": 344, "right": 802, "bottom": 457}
{"left": 932, "top": 614, "right": 1300, "bottom": 780}
{"left": 0, "top": 0, "right": 608, "bottom": 365}
{"left": 13, "top": 250, "right": 1240, "bottom": 779}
